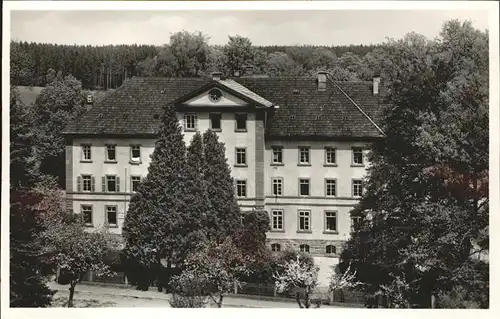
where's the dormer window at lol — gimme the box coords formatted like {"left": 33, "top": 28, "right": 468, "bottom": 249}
{"left": 208, "top": 89, "right": 223, "bottom": 102}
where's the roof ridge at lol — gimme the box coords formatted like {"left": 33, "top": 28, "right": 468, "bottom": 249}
{"left": 327, "top": 74, "right": 386, "bottom": 137}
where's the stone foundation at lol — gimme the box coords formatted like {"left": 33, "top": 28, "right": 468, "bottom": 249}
{"left": 266, "top": 238, "right": 346, "bottom": 257}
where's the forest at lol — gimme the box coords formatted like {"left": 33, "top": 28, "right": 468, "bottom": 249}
{"left": 10, "top": 34, "right": 381, "bottom": 90}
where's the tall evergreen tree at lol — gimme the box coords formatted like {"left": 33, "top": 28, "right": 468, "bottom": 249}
{"left": 122, "top": 105, "right": 189, "bottom": 289}
{"left": 181, "top": 132, "right": 210, "bottom": 253}
{"left": 202, "top": 130, "right": 242, "bottom": 243}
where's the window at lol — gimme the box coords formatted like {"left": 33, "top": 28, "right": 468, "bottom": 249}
{"left": 81, "top": 205, "right": 93, "bottom": 226}
{"left": 325, "top": 211, "right": 337, "bottom": 232}
{"left": 105, "top": 206, "right": 117, "bottom": 227}
{"left": 298, "top": 147, "right": 310, "bottom": 165}
{"left": 81, "top": 144, "right": 92, "bottom": 161}
{"left": 271, "top": 210, "right": 284, "bottom": 231}
{"left": 298, "top": 211, "right": 311, "bottom": 231}
{"left": 80, "top": 175, "right": 93, "bottom": 192}
{"left": 272, "top": 178, "right": 283, "bottom": 196}
{"left": 103, "top": 175, "right": 120, "bottom": 192}
{"left": 299, "top": 179, "right": 310, "bottom": 196}
{"left": 325, "top": 179, "right": 337, "bottom": 197}
{"left": 235, "top": 113, "right": 247, "bottom": 131}
{"left": 271, "top": 243, "right": 281, "bottom": 252}
{"left": 235, "top": 148, "right": 247, "bottom": 166}
{"left": 106, "top": 144, "right": 116, "bottom": 161}
{"left": 236, "top": 180, "right": 247, "bottom": 197}
{"left": 184, "top": 113, "right": 197, "bottom": 131}
{"left": 353, "top": 179, "right": 363, "bottom": 197}
{"left": 326, "top": 245, "right": 336, "bottom": 255}
{"left": 208, "top": 89, "right": 223, "bottom": 102}
{"left": 325, "top": 147, "right": 336, "bottom": 165}
{"left": 131, "top": 176, "right": 141, "bottom": 192}
{"left": 351, "top": 216, "right": 362, "bottom": 229}
{"left": 210, "top": 113, "right": 222, "bottom": 130}
{"left": 272, "top": 146, "right": 283, "bottom": 164}
{"left": 299, "top": 244, "right": 310, "bottom": 253}
{"left": 352, "top": 147, "right": 364, "bottom": 165}
{"left": 131, "top": 145, "right": 141, "bottom": 163}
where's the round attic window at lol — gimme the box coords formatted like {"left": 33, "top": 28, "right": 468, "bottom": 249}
{"left": 208, "top": 88, "right": 223, "bottom": 102}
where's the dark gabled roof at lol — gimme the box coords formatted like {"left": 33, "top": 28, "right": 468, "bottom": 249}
{"left": 64, "top": 76, "right": 388, "bottom": 139}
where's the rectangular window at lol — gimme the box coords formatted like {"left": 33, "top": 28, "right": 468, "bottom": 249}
{"left": 105, "top": 175, "right": 120, "bottom": 192}
{"left": 82, "top": 175, "right": 92, "bottom": 192}
{"left": 325, "top": 211, "right": 337, "bottom": 232}
{"left": 81, "top": 205, "right": 93, "bottom": 226}
{"left": 272, "top": 146, "right": 283, "bottom": 164}
{"left": 81, "top": 144, "right": 92, "bottom": 161}
{"left": 325, "top": 179, "right": 337, "bottom": 197}
{"left": 105, "top": 206, "right": 118, "bottom": 227}
{"left": 184, "top": 113, "right": 197, "bottom": 131}
{"left": 235, "top": 113, "right": 247, "bottom": 131}
{"left": 299, "top": 178, "right": 310, "bottom": 196}
{"left": 271, "top": 210, "right": 284, "bottom": 231}
{"left": 352, "top": 147, "right": 364, "bottom": 165}
{"left": 236, "top": 180, "right": 247, "bottom": 198}
{"left": 298, "top": 147, "right": 310, "bottom": 165}
{"left": 325, "top": 147, "right": 337, "bottom": 165}
{"left": 106, "top": 144, "right": 116, "bottom": 161}
{"left": 298, "top": 211, "right": 311, "bottom": 231}
{"left": 210, "top": 113, "right": 222, "bottom": 130}
{"left": 272, "top": 177, "right": 283, "bottom": 196}
{"left": 131, "top": 176, "right": 141, "bottom": 192}
{"left": 131, "top": 145, "right": 141, "bottom": 162}
{"left": 353, "top": 179, "right": 363, "bottom": 197}
{"left": 235, "top": 148, "right": 247, "bottom": 166}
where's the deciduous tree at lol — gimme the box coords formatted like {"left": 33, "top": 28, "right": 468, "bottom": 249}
{"left": 274, "top": 254, "right": 320, "bottom": 308}
{"left": 32, "top": 75, "right": 86, "bottom": 188}
{"left": 38, "top": 191, "right": 118, "bottom": 307}
{"left": 339, "top": 20, "right": 489, "bottom": 308}
{"left": 170, "top": 238, "right": 250, "bottom": 308}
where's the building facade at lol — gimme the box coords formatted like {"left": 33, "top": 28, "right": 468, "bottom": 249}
{"left": 63, "top": 71, "right": 386, "bottom": 274}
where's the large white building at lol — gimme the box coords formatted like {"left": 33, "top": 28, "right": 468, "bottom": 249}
{"left": 63, "top": 70, "right": 386, "bottom": 280}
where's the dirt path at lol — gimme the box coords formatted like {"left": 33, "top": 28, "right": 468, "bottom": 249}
{"left": 48, "top": 282, "right": 342, "bottom": 308}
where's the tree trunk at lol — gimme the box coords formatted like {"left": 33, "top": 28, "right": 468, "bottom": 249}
{"left": 295, "top": 292, "right": 304, "bottom": 308}
{"left": 216, "top": 293, "right": 224, "bottom": 308}
{"left": 68, "top": 281, "right": 77, "bottom": 308}
{"left": 304, "top": 287, "right": 310, "bottom": 309}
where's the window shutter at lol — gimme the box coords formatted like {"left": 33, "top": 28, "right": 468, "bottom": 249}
{"left": 77, "top": 176, "right": 82, "bottom": 192}
{"left": 116, "top": 177, "right": 121, "bottom": 192}
{"left": 102, "top": 176, "right": 106, "bottom": 192}
{"left": 91, "top": 176, "right": 95, "bottom": 192}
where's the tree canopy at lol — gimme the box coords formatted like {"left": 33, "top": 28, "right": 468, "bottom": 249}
{"left": 339, "top": 20, "right": 489, "bottom": 308}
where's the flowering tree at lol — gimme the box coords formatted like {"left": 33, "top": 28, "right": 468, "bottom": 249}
{"left": 329, "top": 263, "right": 362, "bottom": 303}
{"left": 170, "top": 238, "right": 250, "bottom": 308}
{"left": 39, "top": 199, "right": 119, "bottom": 307}
{"left": 274, "top": 254, "right": 320, "bottom": 308}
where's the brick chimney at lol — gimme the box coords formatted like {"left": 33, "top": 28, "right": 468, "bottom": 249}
{"left": 373, "top": 76, "right": 381, "bottom": 95}
{"left": 212, "top": 72, "right": 222, "bottom": 81}
{"left": 317, "top": 71, "right": 327, "bottom": 91}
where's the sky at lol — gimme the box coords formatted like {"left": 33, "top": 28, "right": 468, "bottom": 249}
{"left": 10, "top": 9, "right": 489, "bottom": 47}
